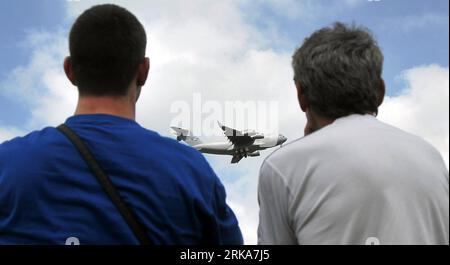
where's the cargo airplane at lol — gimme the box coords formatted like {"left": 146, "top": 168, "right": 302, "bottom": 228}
{"left": 171, "top": 122, "right": 287, "bottom": 163}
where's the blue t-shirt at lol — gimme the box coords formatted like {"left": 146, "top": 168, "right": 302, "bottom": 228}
{"left": 0, "top": 114, "right": 243, "bottom": 245}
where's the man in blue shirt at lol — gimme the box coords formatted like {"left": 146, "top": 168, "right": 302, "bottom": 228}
{"left": 0, "top": 4, "right": 243, "bottom": 245}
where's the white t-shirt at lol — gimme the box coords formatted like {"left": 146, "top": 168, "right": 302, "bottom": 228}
{"left": 258, "top": 114, "right": 449, "bottom": 245}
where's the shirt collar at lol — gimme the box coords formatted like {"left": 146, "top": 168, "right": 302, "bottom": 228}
{"left": 65, "top": 114, "right": 139, "bottom": 127}
{"left": 333, "top": 113, "right": 376, "bottom": 124}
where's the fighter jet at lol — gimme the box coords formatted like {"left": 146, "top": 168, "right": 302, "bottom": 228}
{"left": 171, "top": 122, "right": 287, "bottom": 163}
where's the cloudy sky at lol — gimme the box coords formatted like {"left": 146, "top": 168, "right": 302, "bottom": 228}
{"left": 0, "top": 0, "right": 448, "bottom": 244}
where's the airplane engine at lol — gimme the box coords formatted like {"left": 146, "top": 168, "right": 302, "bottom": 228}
{"left": 251, "top": 134, "right": 264, "bottom": 140}
{"left": 248, "top": 151, "right": 260, "bottom": 157}
{"left": 176, "top": 135, "right": 186, "bottom": 141}
{"left": 171, "top": 127, "right": 189, "bottom": 141}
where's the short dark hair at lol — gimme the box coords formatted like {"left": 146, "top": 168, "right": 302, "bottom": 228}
{"left": 292, "top": 22, "right": 384, "bottom": 119}
{"left": 69, "top": 4, "right": 147, "bottom": 96}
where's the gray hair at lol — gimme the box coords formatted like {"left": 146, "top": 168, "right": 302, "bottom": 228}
{"left": 292, "top": 22, "right": 384, "bottom": 119}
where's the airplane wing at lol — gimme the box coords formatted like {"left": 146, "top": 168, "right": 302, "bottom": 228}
{"left": 218, "top": 122, "right": 255, "bottom": 147}
{"left": 231, "top": 154, "right": 244, "bottom": 164}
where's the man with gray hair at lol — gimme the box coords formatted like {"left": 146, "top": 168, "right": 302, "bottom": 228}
{"left": 258, "top": 22, "right": 449, "bottom": 245}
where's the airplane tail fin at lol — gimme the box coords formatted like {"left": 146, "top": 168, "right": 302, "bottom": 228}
{"left": 170, "top": 127, "right": 203, "bottom": 146}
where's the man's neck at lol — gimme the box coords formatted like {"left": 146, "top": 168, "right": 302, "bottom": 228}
{"left": 307, "top": 110, "right": 334, "bottom": 133}
{"left": 75, "top": 95, "right": 136, "bottom": 120}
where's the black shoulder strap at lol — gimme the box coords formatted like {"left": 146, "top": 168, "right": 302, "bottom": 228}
{"left": 57, "top": 124, "right": 151, "bottom": 245}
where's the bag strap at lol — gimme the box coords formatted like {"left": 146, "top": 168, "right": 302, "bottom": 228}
{"left": 57, "top": 124, "right": 151, "bottom": 245}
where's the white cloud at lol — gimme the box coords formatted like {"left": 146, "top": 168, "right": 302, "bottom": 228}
{"left": 0, "top": 127, "right": 25, "bottom": 144}
{"left": 0, "top": 1, "right": 448, "bottom": 245}
{"left": 0, "top": 30, "right": 77, "bottom": 129}
{"left": 379, "top": 65, "right": 449, "bottom": 168}
{"left": 204, "top": 153, "right": 275, "bottom": 244}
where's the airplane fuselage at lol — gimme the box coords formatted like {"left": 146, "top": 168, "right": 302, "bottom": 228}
{"left": 194, "top": 142, "right": 234, "bottom": 155}
{"left": 171, "top": 124, "right": 287, "bottom": 163}
{"left": 193, "top": 135, "right": 279, "bottom": 156}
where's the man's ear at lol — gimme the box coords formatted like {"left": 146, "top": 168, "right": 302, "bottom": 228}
{"left": 296, "top": 82, "right": 308, "bottom": 112}
{"left": 377, "top": 78, "right": 386, "bottom": 107}
{"left": 137, "top": 57, "right": 150, "bottom": 86}
{"left": 64, "top": 57, "right": 77, "bottom": 86}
